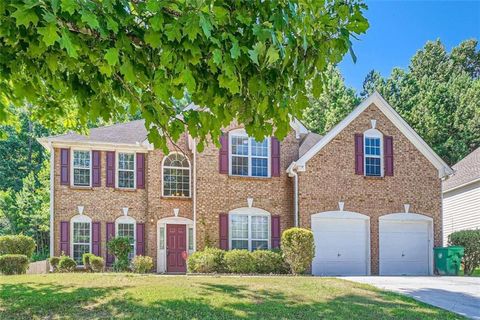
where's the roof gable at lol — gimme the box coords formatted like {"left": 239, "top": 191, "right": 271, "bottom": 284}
{"left": 294, "top": 92, "right": 453, "bottom": 178}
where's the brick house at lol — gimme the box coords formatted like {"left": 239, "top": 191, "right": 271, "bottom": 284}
{"left": 39, "top": 92, "right": 452, "bottom": 275}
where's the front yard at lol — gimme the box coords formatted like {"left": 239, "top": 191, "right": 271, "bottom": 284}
{"left": 0, "top": 274, "right": 463, "bottom": 320}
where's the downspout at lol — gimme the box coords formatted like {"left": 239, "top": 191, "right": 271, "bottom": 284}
{"left": 192, "top": 138, "right": 197, "bottom": 251}
{"left": 287, "top": 162, "right": 299, "bottom": 227}
{"left": 48, "top": 142, "right": 55, "bottom": 257}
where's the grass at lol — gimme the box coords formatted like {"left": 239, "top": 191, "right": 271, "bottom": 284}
{"left": 0, "top": 274, "right": 464, "bottom": 320}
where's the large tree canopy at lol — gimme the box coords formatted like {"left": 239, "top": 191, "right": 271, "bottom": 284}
{"left": 0, "top": 0, "right": 368, "bottom": 151}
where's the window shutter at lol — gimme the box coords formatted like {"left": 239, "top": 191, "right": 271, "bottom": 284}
{"left": 136, "top": 223, "right": 145, "bottom": 256}
{"left": 354, "top": 134, "right": 364, "bottom": 175}
{"left": 92, "top": 222, "right": 101, "bottom": 256}
{"left": 271, "top": 137, "right": 281, "bottom": 177}
{"left": 136, "top": 153, "right": 145, "bottom": 189}
{"left": 219, "top": 214, "right": 229, "bottom": 250}
{"left": 92, "top": 151, "right": 101, "bottom": 187}
{"left": 106, "top": 151, "right": 115, "bottom": 188}
{"left": 59, "top": 221, "right": 70, "bottom": 255}
{"left": 106, "top": 222, "right": 115, "bottom": 266}
{"left": 384, "top": 136, "right": 394, "bottom": 176}
{"left": 60, "top": 148, "right": 70, "bottom": 185}
{"left": 271, "top": 216, "right": 281, "bottom": 249}
{"left": 219, "top": 132, "right": 229, "bottom": 174}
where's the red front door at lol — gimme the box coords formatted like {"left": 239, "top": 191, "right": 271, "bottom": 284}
{"left": 166, "top": 224, "right": 187, "bottom": 273}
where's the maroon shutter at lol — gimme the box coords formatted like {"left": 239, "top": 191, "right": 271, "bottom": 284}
{"left": 354, "top": 133, "right": 364, "bottom": 175}
{"left": 384, "top": 136, "right": 394, "bottom": 176}
{"left": 92, "top": 151, "right": 101, "bottom": 187}
{"left": 106, "top": 222, "right": 115, "bottom": 266}
{"left": 219, "top": 132, "right": 229, "bottom": 174}
{"left": 271, "top": 137, "right": 281, "bottom": 177}
{"left": 136, "top": 153, "right": 145, "bottom": 189}
{"left": 92, "top": 222, "right": 101, "bottom": 256}
{"left": 219, "top": 214, "right": 229, "bottom": 250}
{"left": 136, "top": 223, "right": 145, "bottom": 256}
{"left": 60, "top": 148, "right": 70, "bottom": 185}
{"left": 271, "top": 216, "right": 281, "bottom": 249}
{"left": 106, "top": 151, "right": 115, "bottom": 187}
{"left": 60, "top": 221, "right": 70, "bottom": 255}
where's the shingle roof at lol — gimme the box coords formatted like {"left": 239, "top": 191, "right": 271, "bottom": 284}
{"left": 443, "top": 147, "right": 480, "bottom": 191}
{"left": 45, "top": 119, "right": 147, "bottom": 145}
{"left": 299, "top": 132, "right": 323, "bottom": 158}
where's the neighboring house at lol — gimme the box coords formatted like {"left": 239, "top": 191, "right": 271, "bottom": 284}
{"left": 442, "top": 147, "right": 480, "bottom": 245}
{"left": 38, "top": 92, "right": 452, "bottom": 276}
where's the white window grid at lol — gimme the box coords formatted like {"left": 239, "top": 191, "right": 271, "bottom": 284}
{"left": 162, "top": 153, "right": 191, "bottom": 197}
{"left": 72, "top": 221, "right": 91, "bottom": 265}
{"left": 117, "top": 152, "right": 136, "bottom": 189}
{"left": 229, "top": 132, "right": 270, "bottom": 177}
{"left": 364, "top": 136, "right": 383, "bottom": 177}
{"left": 229, "top": 214, "right": 270, "bottom": 251}
{"left": 72, "top": 150, "right": 91, "bottom": 187}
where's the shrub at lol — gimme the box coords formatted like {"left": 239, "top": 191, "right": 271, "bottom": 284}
{"left": 0, "top": 254, "right": 29, "bottom": 275}
{"left": 252, "top": 250, "right": 286, "bottom": 274}
{"left": 107, "top": 237, "right": 132, "bottom": 272}
{"left": 58, "top": 255, "right": 77, "bottom": 272}
{"left": 0, "top": 235, "right": 36, "bottom": 259}
{"left": 448, "top": 229, "right": 480, "bottom": 275}
{"left": 49, "top": 256, "right": 60, "bottom": 272}
{"left": 188, "top": 247, "right": 226, "bottom": 273}
{"left": 90, "top": 256, "right": 105, "bottom": 272}
{"left": 281, "top": 228, "right": 315, "bottom": 275}
{"left": 224, "top": 250, "right": 255, "bottom": 273}
{"left": 82, "top": 253, "right": 96, "bottom": 271}
{"left": 131, "top": 255, "right": 154, "bottom": 274}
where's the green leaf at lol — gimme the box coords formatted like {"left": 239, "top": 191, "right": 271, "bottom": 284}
{"left": 311, "top": 74, "right": 323, "bottom": 98}
{"left": 61, "top": 0, "right": 77, "bottom": 15}
{"left": 104, "top": 48, "right": 119, "bottom": 66}
{"left": 248, "top": 42, "right": 265, "bottom": 66}
{"left": 120, "top": 60, "right": 135, "bottom": 83}
{"left": 59, "top": 29, "right": 77, "bottom": 58}
{"left": 265, "top": 46, "right": 279, "bottom": 66}
{"left": 146, "top": 0, "right": 162, "bottom": 12}
{"left": 149, "top": 15, "right": 164, "bottom": 32}
{"left": 218, "top": 74, "right": 240, "bottom": 94}
{"left": 81, "top": 11, "right": 100, "bottom": 30}
{"left": 38, "top": 23, "right": 59, "bottom": 47}
{"left": 145, "top": 30, "right": 161, "bottom": 48}
{"left": 212, "top": 49, "right": 222, "bottom": 65}
{"left": 182, "top": 69, "right": 196, "bottom": 92}
{"left": 199, "top": 14, "right": 213, "bottom": 38}
{"left": 230, "top": 41, "right": 240, "bottom": 59}
{"left": 11, "top": 5, "right": 39, "bottom": 27}
{"left": 106, "top": 17, "right": 119, "bottom": 33}
{"left": 99, "top": 63, "right": 112, "bottom": 76}
{"left": 183, "top": 16, "right": 201, "bottom": 41}
{"left": 165, "top": 24, "right": 182, "bottom": 42}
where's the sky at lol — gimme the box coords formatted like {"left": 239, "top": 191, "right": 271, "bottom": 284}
{"left": 339, "top": 0, "right": 480, "bottom": 91}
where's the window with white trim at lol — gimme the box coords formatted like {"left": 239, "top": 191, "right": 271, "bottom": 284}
{"left": 364, "top": 129, "right": 383, "bottom": 177}
{"left": 162, "top": 153, "right": 190, "bottom": 197}
{"left": 72, "top": 150, "right": 91, "bottom": 186}
{"left": 118, "top": 152, "right": 135, "bottom": 189}
{"left": 71, "top": 215, "right": 91, "bottom": 265}
{"left": 116, "top": 216, "right": 136, "bottom": 260}
{"left": 229, "top": 130, "right": 270, "bottom": 177}
{"left": 188, "top": 226, "right": 194, "bottom": 251}
{"left": 229, "top": 210, "right": 270, "bottom": 251}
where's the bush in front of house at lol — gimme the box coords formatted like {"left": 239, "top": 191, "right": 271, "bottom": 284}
{"left": 107, "top": 237, "right": 132, "bottom": 272}
{"left": 252, "top": 250, "right": 287, "bottom": 274}
{"left": 0, "top": 254, "right": 30, "bottom": 275}
{"left": 281, "top": 228, "right": 315, "bottom": 275}
{"left": 448, "top": 229, "right": 480, "bottom": 275}
{"left": 58, "top": 254, "right": 77, "bottom": 272}
{"left": 187, "top": 247, "right": 226, "bottom": 273}
{"left": 0, "top": 235, "right": 36, "bottom": 259}
{"left": 82, "top": 253, "right": 96, "bottom": 271}
{"left": 48, "top": 256, "right": 60, "bottom": 272}
{"left": 224, "top": 249, "right": 255, "bottom": 274}
{"left": 131, "top": 255, "right": 153, "bottom": 274}
{"left": 90, "top": 256, "right": 105, "bottom": 272}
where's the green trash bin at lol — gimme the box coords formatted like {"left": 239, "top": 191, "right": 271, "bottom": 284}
{"left": 434, "top": 246, "right": 464, "bottom": 275}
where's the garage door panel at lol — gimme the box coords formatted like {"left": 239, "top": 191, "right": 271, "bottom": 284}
{"left": 313, "top": 261, "right": 366, "bottom": 276}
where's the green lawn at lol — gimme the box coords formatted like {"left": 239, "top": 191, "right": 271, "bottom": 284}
{"left": 0, "top": 274, "right": 464, "bottom": 320}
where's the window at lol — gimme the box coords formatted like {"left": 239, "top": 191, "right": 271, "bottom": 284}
{"left": 229, "top": 209, "right": 270, "bottom": 251}
{"left": 118, "top": 153, "right": 135, "bottom": 189}
{"left": 230, "top": 130, "right": 269, "bottom": 177}
{"left": 72, "top": 150, "right": 91, "bottom": 186}
{"left": 163, "top": 153, "right": 190, "bottom": 197}
{"left": 188, "top": 226, "right": 194, "bottom": 251}
{"left": 364, "top": 130, "right": 383, "bottom": 177}
{"left": 159, "top": 226, "right": 165, "bottom": 250}
{"left": 116, "top": 216, "right": 136, "bottom": 260}
{"left": 71, "top": 215, "right": 91, "bottom": 265}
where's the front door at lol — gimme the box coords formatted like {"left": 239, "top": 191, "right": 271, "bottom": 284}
{"left": 166, "top": 224, "right": 187, "bottom": 273}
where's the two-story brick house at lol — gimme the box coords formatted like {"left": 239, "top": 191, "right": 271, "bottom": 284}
{"left": 39, "top": 92, "right": 452, "bottom": 275}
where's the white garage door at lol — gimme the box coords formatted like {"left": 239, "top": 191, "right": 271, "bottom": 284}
{"left": 379, "top": 213, "right": 432, "bottom": 275}
{"left": 311, "top": 212, "right": 370, "bottom": 276}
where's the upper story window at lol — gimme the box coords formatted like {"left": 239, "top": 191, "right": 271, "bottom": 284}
{"left": 364, "top": 128, "right": 383, "bottom": 177}
{"left": 71, "top": 215, "right": 92, "bottom": 265}
{"left": 229, "top": 129, "right": 270, "bottom": 177}
{"left": 117, "top": 152, "right": 135, "bottom": 189}
{"left": 229, "top": 208, "right": 270, "bottom": 251}
{"left": 116, "top": 216, "right": 136, "bottom": 260}
{"left": 72, "top": 150, "right": 91, "bottom": 186}
{"left": 162, "top": 153, "right": 190, "bottom": 197}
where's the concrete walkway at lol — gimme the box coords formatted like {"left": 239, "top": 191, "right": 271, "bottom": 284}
{"left": 341, "top": 276, "right": 480, "bottom": 319}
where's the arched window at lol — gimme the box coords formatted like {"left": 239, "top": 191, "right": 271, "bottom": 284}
{"left": 229, "top": 207, "right": 270, "bottom": 251}
{"left": 116, "top": 215, "right": 136, "bottom": 260}
{"left": 162, "top": 153, "right": 191, "bottom": 197}
{"left": 70, "top": 214, "right": 92, "bottom": 265}
{"left": 364, "top": 128, "right": 383, "bottom": 177}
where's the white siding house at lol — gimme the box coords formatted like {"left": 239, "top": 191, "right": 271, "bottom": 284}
{"left": 443, "top": 147, "right": 480, "bottom": 245}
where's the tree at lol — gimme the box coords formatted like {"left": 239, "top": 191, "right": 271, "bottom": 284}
{"left": 303, "top": 65, "right": 359, "bottom": 134}
{"left": 0, "top": 0, "right": 369, "bottom": 151}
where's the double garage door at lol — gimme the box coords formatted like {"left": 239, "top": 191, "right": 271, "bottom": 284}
{"left": 311, "top": 212, "right": 432, "bottom": 276}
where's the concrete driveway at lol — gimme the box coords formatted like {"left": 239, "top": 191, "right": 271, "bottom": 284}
{"left": 341, "top": 276, "right": 480, "bottom": 319}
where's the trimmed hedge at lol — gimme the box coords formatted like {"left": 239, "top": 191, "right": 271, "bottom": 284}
{"left": 0, "top": 235, "right": 36, "bottom": 259}
{"left": 107, "top": 237, "right": 132, "bottom": 272}
{"left": 131, "top": 255, "right": 153, "bottom": 273}
{"left": 0, "top": 254, "right": 30, "bottom": 275}
{"left": 58, "top": 255, "right": 76, "bottom": 272}
{"left": 224, "top": 250, "right": 255, "bottom": 274}
{"left": 281, "top": 228, "right": 315, "bottom": 275}
{"left": 187, "top": 247, "right": 225, "bottom": 273}
{"left": 252, "top": 250, "right": 286, "bottom": 274}
{"left": 82, "top": 253, "right": 96, "bottom": 271}
{"left": 448, "top": 229, "right": 480, "bottom": 275}
{"left": 90, "top": 256, "right": 105, "bottom": 272}
{"left": 48, "top": 256, "right": 60, "bottom": 272}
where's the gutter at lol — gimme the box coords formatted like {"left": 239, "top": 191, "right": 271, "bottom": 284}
{"left": 48, "top": 142, "right": 55, "bottom": 257}
{"left": 287, "top": 162, "right": 299, "bottom": 227}
{"left": 192, "top": 137, "right": 197, "bottom": 251}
